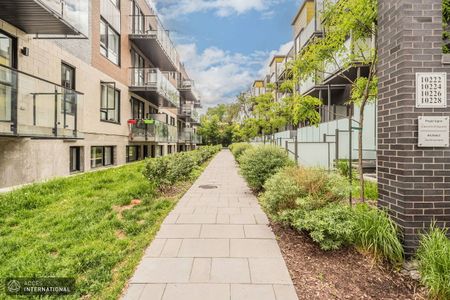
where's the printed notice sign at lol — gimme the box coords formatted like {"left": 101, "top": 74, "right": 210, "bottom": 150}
{"left": 418, "top": 116, "right": 449, "bottom": 148}
{"left": 416, "top": 73, "right": 447, "bottom": 108}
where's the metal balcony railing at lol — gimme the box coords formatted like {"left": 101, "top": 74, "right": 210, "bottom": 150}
{"left": 129, "top": 14, "right": 180, "bottom": 71}
{"left": 130, "top": 68, "right": 180, "bottom": 107}
{"left": 0, "top": 64, "right": 83, "bottom": 139}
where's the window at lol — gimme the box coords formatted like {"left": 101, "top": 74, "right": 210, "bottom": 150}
{"left": 0, "top": 30, "right": 16, "bottom": 122}
{"left": 61, "top": 63, "right": 76, "bottom": 115}
{"left": 100, "top": 18, "right": 120, "bottom": 65}
{"left": 131, "top": 2, "right": 144, "bottom": 34}
{"left": 91, "top": 146, "right": 114, "bottom": 168}
{"left": 132, "top": 98, "right": 145, "bottom": 119}
{"left": 131, "top": 49, "right": 145, "bottom": 86}
{"left": 126, "top": 145, "right": 141, "bottom": 162}
{"left": 170, "top": 117, "right": 175, "bottom": 126}
{"left": 101, "top": 83, "right": 120, "bottom": 123}
{"left": 70, "top": 147, "right": 83, "bottom": 173}
{"left": 149, "top": 106, "right": 158, "bottom": 114}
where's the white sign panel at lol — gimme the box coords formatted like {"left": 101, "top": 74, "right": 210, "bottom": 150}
{"left": 416, "top": 73, "right": 447, "bottom": 108}
{"left": 418, "top": 116, "right": 449, "bottom": 148}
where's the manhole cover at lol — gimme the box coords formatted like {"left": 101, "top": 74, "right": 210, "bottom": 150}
{"left": 199, "top": 185, "right": 218, "bottom": 189}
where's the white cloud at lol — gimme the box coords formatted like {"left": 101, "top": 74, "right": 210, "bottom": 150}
{"left": 258, "top": 40, "right": 293, "bottom": 77}
{"left": 177, "top": 41, "right": 293, "bottom": 111}
{"left": 153, "top": 0, "right": 283, "bottom": 19}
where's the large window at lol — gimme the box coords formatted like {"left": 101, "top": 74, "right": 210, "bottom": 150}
{"left": 91, "top": 146, "right": 114, "bottom": 168}
{"left": 132, "top": 98, "right": 145, "bottom": 119}
{"left": 126, "top": 145, "right": 141, "bottom": 163}
{"left": 100, "top": 83, "right": 120, "bottom": 123}
{"left": 100, "top": 18, "right": 120, "bottom": 65}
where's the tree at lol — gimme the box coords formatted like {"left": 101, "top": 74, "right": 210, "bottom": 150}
{"left": 198, "top": 103, "right": 245, "bottom": 146}
{"left": 289, "top": 0, "right": 378, "bottom": 202}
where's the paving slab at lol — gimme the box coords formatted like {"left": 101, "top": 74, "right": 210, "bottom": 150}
{"left": 122, "top": 150, "right": 297, "bottom": 300}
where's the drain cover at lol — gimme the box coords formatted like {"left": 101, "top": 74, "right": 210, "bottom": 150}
{"left": 199, "top": 185, "right": 218, "bottom": 189}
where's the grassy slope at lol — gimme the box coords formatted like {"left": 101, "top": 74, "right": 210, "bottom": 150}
{"left": 0, "top": 160, "right": 207, "bottom": 299}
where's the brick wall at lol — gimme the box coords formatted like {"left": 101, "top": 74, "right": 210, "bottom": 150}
{"left": 377, "top": 0, "right": 450, "bottom": 255}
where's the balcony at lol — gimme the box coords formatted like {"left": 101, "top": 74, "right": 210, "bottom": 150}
{"left": 129, "top": 15, "right": 180, "bottom": 71}
{"left": 178, "top": 79, "right": 200, "bottom": 103}
{"left": 179, "top": 128, "right": 202, "bottom": 144}
{"left": 0, "top": 65, "right": 83, "bottom": 139}
{"left": 295, "top": 17, "right": 322, "bottom": 53}
{"left": 129, "top": 119, "right": 177, "bottom": 143}
{"left": 179, "top": 102, "right": 200, "bottom": 124}
{"left": 323, "top": 36, "right": 372, "bottom": 84}
{"left": 129, "top": 68, "right": 180, "bottom": 108}
{"left": 0, "top": 0, "right": 87, "bottom": 36}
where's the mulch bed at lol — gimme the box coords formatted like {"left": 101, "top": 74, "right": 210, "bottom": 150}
{"left": 271, "top": 223, "right": 427, "bottom": 300}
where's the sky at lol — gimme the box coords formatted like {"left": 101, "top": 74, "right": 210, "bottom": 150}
{"left": 152, "top": 0, "right": 303, "bottom": 110}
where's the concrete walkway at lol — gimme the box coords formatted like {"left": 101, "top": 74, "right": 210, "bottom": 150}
{"left": 122, "top": 150, "right": 298, "bottom": 300}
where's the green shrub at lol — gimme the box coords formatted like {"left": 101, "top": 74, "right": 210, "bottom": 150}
{"left": 261, "top": 171, "right": 300, "bottom": 217}
{"left": 291, "top": 203, "right": 355, "bottom": 251}
{"left": 261, "top": 167, "right": 351, "bottom": 218}
{"left": 142, "top": 156, "right": 171, "bottom": 189}
{"left": 336, "top": 159, "right": 351, "bottom": 177}
{"left": 364, "top": 180, "right": 378, "bottom": 201}
{"left": 417, "top": 226, "right": 450, "bottom": 300}
{"left": 353, "top": 204, "right": 404, "bottom": 264}
{"left": 166, "top": 152, "right": 196, "bottom": 183}
{"left": 239, "top": 145, "right": 293, "bottom": 191}
{"left": 143, "top": 146, "right": 221, "bottom": 190}
{"left": 230, "top": 143, "right": 253, "bottom": 160}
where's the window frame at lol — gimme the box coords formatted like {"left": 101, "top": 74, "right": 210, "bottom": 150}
{"left": 100, "top": 83, "right": 121, "bottom": 124}
{"left": 132, "top": 98, "right": 145, "bottom": 120}
{"left": 61, "top": 62, "right": 76, "bottom": 116}
{"left": 100, "top": 17, "right": 121, "bottom": 66}
{"left": 70, "top": 146, "right": 83, "bottom": 173}
{"left": 91, "top": 146, "right": 115, "bottom": 169}
{"left": 126, "top": 145, "right": 141, "bottom": 163}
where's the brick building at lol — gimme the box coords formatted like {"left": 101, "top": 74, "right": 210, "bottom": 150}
{"left": 377, "top": 0, "right": 450, "bottom": 254}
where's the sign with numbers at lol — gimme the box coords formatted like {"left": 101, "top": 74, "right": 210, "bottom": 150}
{"left": 416, "top": 73, "right": 447, "bottom": 108}
{"left": 418, "top": 116, "right": 449, "bottom": 148}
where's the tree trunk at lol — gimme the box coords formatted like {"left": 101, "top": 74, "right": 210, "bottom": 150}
{"left": 358, "top": 101, "right": 366, "bottom": 203}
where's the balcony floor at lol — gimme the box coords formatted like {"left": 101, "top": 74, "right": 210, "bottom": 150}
{"left": 130, "top": 88, "right": 178, "bottom": 108}
{"left": 0, "top": 0, "right": 81, "bottom": 35}
{"left": 130, "top": 36, "right": 177, "bottom": 72}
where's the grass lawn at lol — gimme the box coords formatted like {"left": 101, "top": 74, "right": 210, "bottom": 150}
{"left": 0, "top": 160, "right": 207, "bottom": 299}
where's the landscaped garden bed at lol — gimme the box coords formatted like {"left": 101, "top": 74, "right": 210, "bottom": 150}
{"left": 230, "top": 143, "right": 450, "bottom": 300}
{"left": 0, "top": 146, "right": 220, "bottom": 299}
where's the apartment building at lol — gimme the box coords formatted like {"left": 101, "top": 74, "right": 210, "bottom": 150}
{"left": 244, "top": 0, "right": 377, "bottom": 171}
{"left": 0, "top": 0, "right": 202, "bottom": 189}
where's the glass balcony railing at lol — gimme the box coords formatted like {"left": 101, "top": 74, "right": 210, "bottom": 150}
{"left": 324, "top": 36, "right": 372, "bottom": 80}
{"left": 178, "top": 128, "right": 202, "bottom": 144}
{"left": 0, "top": 65, "right": 83, "bottom": 139}
{"left": 1, "top": 0, "right": 89, "bottom": 36}
{"left": 40, "top": 0, "right": 89, "bottom": 35}
{"left": 130, "top": 68, "right": 180, "bottom": 107}
{"left": 129, "top": 119, "right": 178, "bottom": 143}
{"left": 129, "top": 15, "right": 180, "bottom": 71}
{"left": 179, "top": 102, "right": 200, "bottom": 123}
